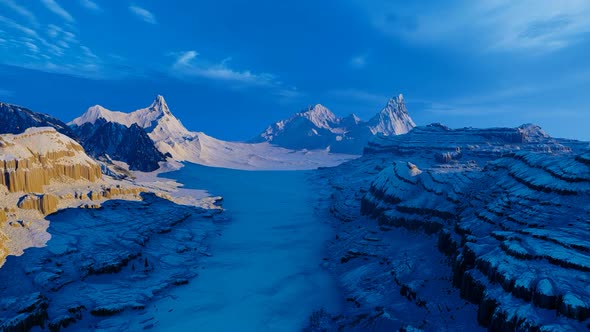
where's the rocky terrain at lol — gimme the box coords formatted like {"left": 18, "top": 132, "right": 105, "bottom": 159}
{"left": 253, "top": 94, "right": 415, "bottom": 154}
{"left": 0, "top": 193, "right": 223, "bottom": 331}
{"left": 316, "top": 123, "right": 590, "bottom": 330}
{"left": 0, "top": 103, "right": 76, "bottom": 138}
{"left": 71, "top": 118, "right": 167, "bottom": 172}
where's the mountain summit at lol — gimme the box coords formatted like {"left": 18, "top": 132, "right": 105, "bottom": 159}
{"left": 368, "top": 94, "right": 415, "bottom": 136}
{"left": 253, "top": 94, "right": 416, "bottom": 154}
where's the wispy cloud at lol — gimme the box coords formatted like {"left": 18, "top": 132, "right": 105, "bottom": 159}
{"left": 358, "top": 0, "right": 590, "bottom": 52}
{"left": 173, "top": 50, "right": 277, "bottom": 86}
{"left": 129, "top": 5, "right": 157, "bottom": 24}
{"left": 171, "top": 50, "right": 301, "bottom": 99}
{"left": 0, "top": 0, "right": 37, "bottom": 25}
{"left": 349, "top": 54, "right": 367, "bottom": 69}
{"left": 40, "top": 0, "right": 74, "bottom": 23}
{"left": 79, "top": 0, "right": 101, "bottom": 13}
{"left": 0, "top": 15, "right": 36, "bottom": 36}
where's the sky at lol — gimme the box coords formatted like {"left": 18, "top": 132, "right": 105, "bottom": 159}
{"left": 0, "top": 0, "right": 589, "bottom": 141}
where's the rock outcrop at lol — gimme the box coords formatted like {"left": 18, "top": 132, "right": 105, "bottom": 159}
{"left": 71, "top": 118, "right": 167, "bottom": 172}
{"left": 17, "top": 194, "right": 59, "bottom": 215}
{"left": 0, "top": 102, "right": 77, "bottom": 138}
{"left": 0, "top": 127, "right": 102, "bottom": 193}
{"left": 320, "top": 123, "right": 590, "bottom": 330}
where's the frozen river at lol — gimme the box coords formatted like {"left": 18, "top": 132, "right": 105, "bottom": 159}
{"left": 134, "top": 163, "right": 342, "bottom": 331}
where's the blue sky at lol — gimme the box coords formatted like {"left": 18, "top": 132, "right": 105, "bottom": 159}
{"left": 0, "top": 0, "right": 589, "bottom": 140}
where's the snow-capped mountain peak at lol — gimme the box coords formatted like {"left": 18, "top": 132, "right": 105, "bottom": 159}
{"left": 368, "top": 94, "right": 415, "bottom": 136}
{"left": 148, "top": 95, "right": 171, "bottom": 115}
{"left": 69, "top": 104, "right": 128, "bottom": 126}
{"left": 299, "top": 104, "right": 338, "bottom": 129}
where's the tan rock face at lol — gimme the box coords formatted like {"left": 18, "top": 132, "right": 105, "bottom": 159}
{"left": 0, "top": 128, "right": 102, "bottom": 193}
{"left": 0, "top": 210, "right": 5, "bottom": 223}
{"left": 17, "top": 194, "right": 59, "bottom": 215}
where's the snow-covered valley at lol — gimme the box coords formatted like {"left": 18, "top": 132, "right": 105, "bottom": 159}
{"left": 119, "top": 164, "right": 343, "bottom": 331}
{"left": 0, "top": 164, "right": 343, "bottom": 331}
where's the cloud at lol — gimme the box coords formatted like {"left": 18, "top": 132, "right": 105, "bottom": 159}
{"left": 175, "top": 50, "right": 198, "bottom": 66}
{"left": 172, "top": 50, "right": 277, "bottom": 87}
{"left": 40, "top": 0, "right": 74, "bottom": 23}
{"left": 357, "top": 0, "right": 590, "bottom": 52}
{"left": 0, "top": 0, "right": 37, "bottom": 25}
{"left": 129, "top": 5, "right": 157, "bottom": 24}
{"left": 349, "top": 54, "right": 367, "bottom": 69}
{"left": 79, "top": 0, "right": 101, "bottom": 12}
{"left": 171, "top": 50, "right": 301, "bottom": 99}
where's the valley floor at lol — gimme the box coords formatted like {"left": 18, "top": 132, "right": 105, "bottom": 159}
{"left": 119, "top": 164, "right": 343, "bottom": 331}
{"left": 0, "top": 163, "right": 344, "bottom": 331}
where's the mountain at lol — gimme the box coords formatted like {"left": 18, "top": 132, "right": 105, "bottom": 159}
{"left": 70, "top": 95, "right": 357, "bottom": 170}
{"left": 316, "top": 123, "right": 590, "bottom": 330}
{"left": 71, "top": 118, "right": 167, "bottom": 172}
{"left": 0, "top": 102, "right": 77, "bottom": 138}
{"left": 252, "top": 94, "right": 416, "bottom": 154}
{"left": 367, "top": 94, "right": 416, "bottom": 135}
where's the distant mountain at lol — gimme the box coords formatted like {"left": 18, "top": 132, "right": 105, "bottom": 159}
{"left": 70, "top": 95, "right": 356, "bottom": 170}
{"left": 0, "top": 102, "right": 77, "bottom": 138}
{"left": 252, "top": 94, "right": 415, "bottom": 154}
{"left": 71, "top": 118, "right": 167, "bottom": 172}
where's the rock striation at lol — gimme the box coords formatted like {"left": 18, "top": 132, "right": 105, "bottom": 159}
{"left": 17, "top": 194, "right": 59, "bottom": 215}
{"left": 320, "top": 123, "right": 590, "bottom": 330}
{"left": 0, "top": 127, "right": 102, "bottom": 193}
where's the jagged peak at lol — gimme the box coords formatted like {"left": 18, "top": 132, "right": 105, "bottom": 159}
{"left": 148, "top": 95, "right": 171, "bottom": 115}
{"left": 368, "top": 93, "right": 416, "bottom": 136}
{"left": 299, "top": 104, "right": 338, "bottom": 129}
{"left": 386, "top": 93, "right": 404, "bottom": 108}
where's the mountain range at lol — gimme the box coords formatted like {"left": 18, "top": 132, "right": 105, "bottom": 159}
{"left": 64, "top": 94, "right": 415, "bottom": 170}
{"left": 252, "top": 94, "right": 415, "bottom": 154}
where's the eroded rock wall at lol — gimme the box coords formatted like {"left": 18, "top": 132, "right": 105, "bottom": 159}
{"left": 0, "top": 149, "right": 102, "bottom": 193}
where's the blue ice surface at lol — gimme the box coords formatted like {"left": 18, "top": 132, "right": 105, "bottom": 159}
{"left": 147, "top": 163, "right": 342, "bottom": 331}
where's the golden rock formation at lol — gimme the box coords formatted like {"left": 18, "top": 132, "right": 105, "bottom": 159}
{"left": 17, "top": 194, "right": 59, "bottom": 215}
{"left": 0, "top": 128, "right": 102, "bottom": 193}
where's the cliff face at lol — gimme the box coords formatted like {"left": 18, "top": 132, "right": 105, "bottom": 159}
{"left": 71, "top": 118, "right": 166, "bottom": 172}
{"left": 17, "top": 194, "right": 59, "bottom": 215}
{"left": 320, "top": 124, "right": 590, "bottom": 330}
{"left": 0, "top": 127, "right": 102, "bottom": 193}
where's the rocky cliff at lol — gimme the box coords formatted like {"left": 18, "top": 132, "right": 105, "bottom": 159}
{"left": 0, "top": 127, "right": 102, "bottom": 193}
{"left": 318, "top": 123, "right": 590, "bottom": 330}
{"left": 71, "top": 118, "right": 167, "bottom": 172}
{"left": 17, "top": 194, "right": 59, "bottom": 215}
{"left": 0, "top": 102, "right": 77, "bottom": 138}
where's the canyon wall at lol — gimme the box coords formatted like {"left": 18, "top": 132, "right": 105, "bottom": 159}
{"left": 323, "top": 124, "right": 590, "bottom": 330}
{"left": 0, "top": 127, "right": 102, "bottom": 194}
